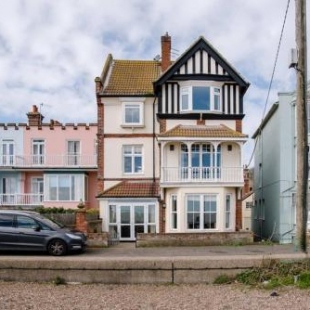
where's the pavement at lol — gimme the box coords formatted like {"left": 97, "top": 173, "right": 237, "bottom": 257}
{"left": 81, "top": 242, "right": 307, "bottom": 259}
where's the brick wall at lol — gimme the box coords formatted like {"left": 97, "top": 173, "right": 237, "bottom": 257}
{"left": 75, "top": 210, "right": 88, "bottom": 234}
{"left": 95, "top": 77, "right": 104, "bottom": 194}
{"left": 236, "top": 119, "right": 242, "bottom": 133}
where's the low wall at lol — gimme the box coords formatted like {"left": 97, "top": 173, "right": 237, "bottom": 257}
{"left": 0, "top": 254, "right": 305, "bottom": 284}
{"left": 87, "top": 232, "right": 109, "bottom": 247}
{"left": 136, "top": 232, "right": 253, "bottom": 247}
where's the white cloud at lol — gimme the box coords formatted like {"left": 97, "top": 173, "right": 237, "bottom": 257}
{"left": 0, "top": 0, "right": 307, "bottom": 164}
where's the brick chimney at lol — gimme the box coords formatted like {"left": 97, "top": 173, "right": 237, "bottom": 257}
{"left": 161, "top": 32, "right": 171, "bottom": 72}
{"left": 27, "top": 105, "right": 44, "bottom": 126}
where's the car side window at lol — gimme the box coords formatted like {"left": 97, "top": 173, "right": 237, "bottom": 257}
{"left": 16, "top": 215, "right": 37, "bottom": 229}
{"left": 0, "top": 214, "right": 14, "bottom": 227}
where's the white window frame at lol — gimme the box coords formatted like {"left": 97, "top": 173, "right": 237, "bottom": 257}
{"left": 180, "top": 84, "right": 222, "bottom": 113}
{"left": 67, "top": 140, "right": 81, "bottom": 165}
{"left": 32, "top": 139, "right": 45, "bottom": 165}
{"left": 1, "top": 139, "right": 15, "bottom": 166}
{"left": 186, "top": 194, "right": 218, "bottom": 230}
{"left": 123, "top": 145, "right": 143, "bottom": 174}
{"left": 225, "top": 194, "right": 232, "bottom": 229}
{"left": 171, "top": 195, "right": 178, "bottom": 230}
{"left": 122, "top": 102, "right": 144, "bottom": 127}
{"left": 44, "top": 174, "right": 85, "bottom": 202}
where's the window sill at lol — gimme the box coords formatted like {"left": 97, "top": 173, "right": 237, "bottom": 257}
{"left": 121, "top": 124, "right": 145, "bottom": 128}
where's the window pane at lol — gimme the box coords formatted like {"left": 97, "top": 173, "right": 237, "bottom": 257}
{"left": 109, "top": 205, "right": 116, "bottom": 223}
{"left": 125, "top": 105, "right": 140, "bottom": 123}
{"left": 193, "top": 87, "right": 210, "bottom": 110}
{"left": 181, "top": 88, "right": 189, "bottom": 110}
{"left": 135, "top": 206, "right": 144, "bottom": 224}
{"left": 148, "top": 205, "right": 155, "bottom": 223}
{"left": 49, "top": 176, "right": 57, "bottom": 200}
{"left": 59, "top": 176, "right": 70, "bottom": 200}
{"left": 134, "top": 157, "right": 142, "bottom": 172}
{"left": 124, "top": 156, "right": 132, "bottom": 173}
{"left": 213, "top": 88, "right": 221, "bottom": 110}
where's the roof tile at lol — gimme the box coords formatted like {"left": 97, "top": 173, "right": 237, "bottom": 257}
{"left": 158, "top": 124, "right": 248, "bottom": 138}
{"left": 97, "top": 180, "right": 160, "bottom": 198}
{"left": 103, "top": 60, "right": 161, "bottom": 96}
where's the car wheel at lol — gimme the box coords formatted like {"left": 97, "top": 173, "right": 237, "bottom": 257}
{"left": 47, "top": 239, "right": 67, "bottom": 256}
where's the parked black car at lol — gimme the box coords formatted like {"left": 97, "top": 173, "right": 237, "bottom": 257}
{"left": 0, "top": 210, "right": 87, "bottom": 256}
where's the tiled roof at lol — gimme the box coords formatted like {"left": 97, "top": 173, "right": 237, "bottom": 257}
{"left": 103, "top": 60, "right": 161, "bottom": 96}
{"left": 158, "top": 124, "right": 248, "bottom": 138}
{"left": 97, "top": 180, "right": 159, "bottom": 198}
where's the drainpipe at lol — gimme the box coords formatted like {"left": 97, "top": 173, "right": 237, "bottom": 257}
{"left": 152, "top": 97, "right": 156, "bottom": 182}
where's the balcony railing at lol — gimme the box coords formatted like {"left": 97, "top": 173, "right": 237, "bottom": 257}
{"left": 0, "top": 154, "right": 97, "bottom": 168}
{"left": 161, "top": 166, "right": 243, "bottom": 183}
{"left": 0, "top": 194, "right": 44, "bottom": 206}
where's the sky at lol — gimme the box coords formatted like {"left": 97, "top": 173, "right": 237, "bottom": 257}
{"left": 0, "top": 0, "right": 307, "bottom": 165}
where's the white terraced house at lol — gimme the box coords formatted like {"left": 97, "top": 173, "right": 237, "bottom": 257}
{"left": 95, "top": 33, "right": 250, "bottom": 242}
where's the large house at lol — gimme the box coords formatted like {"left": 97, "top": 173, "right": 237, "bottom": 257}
{"left": 0, "top": 106, "right": 98, "bottom": 210}
{"left": 95, "top": 34, "right": 250, "bottom": 241}
{"left": 252, "top": 89, "right": 309, "bottom": 244}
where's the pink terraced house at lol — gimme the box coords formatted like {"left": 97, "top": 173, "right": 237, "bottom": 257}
{"left": 0, "top": 106, "right": 97, "bottom": 209}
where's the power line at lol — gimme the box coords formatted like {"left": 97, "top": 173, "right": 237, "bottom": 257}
{"left": 247, "top": 0, "right": 291, "bottom": 167}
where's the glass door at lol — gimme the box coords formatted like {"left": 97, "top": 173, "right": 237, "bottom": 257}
{"left": 1, "top": 140, "right": 14, "bottom": 166}
{"left": 120, "top": 205, "right": 131, "bottom": 240}
{"left": 32, "top": 140, "right": 45, "bottom": 165}
{"left": 31, "top": 178, "right": 44, "bottom": 203}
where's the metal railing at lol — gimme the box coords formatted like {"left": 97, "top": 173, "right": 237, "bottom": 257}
{"left": 161, "top": 166, "right": 243, "bottom": 183}
{"left": 0, "top": 194, "right": 44, "bottom": 206}
{"left": 0, "top": 154, "right": 97, "bottom": 168}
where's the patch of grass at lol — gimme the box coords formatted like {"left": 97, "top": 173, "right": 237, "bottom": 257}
{"left": 236, "top": 259, "right": 310, "bottom": 289}
{"left": 297, "top": 272, "right": 310, "bottom": 289}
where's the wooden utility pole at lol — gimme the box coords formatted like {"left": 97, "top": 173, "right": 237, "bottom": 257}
{"left": 295, "top": 0, "right": 308, "bottom": 252}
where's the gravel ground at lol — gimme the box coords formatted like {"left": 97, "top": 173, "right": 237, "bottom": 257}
{"left": 1, "top": 282, "right": 310, "bottom": 310}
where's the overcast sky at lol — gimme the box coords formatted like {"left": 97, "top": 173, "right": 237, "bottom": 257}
{"left": 0, "top": 0, "right": 307, "bottom": 164}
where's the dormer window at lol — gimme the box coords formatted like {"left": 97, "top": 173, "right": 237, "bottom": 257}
{"left": 180, "top": 85, "right": 222, "bottom": 113}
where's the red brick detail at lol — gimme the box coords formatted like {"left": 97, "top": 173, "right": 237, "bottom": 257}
{"left": 161, "top": 33, "right": 171, "bottom": 72}
{"left": 235, "top": 199, "right": 242, "bottom": 231}
{"left": 197, "top": 119, "right": 205, "bottom": 125}
{"left": 96, "top": 78, "right": 104, "bottom": 194}
{"left": 159, "top": 119, "right": 166, "bottom": 133}
{"left": 76, "top": 210, "right": 88, "bottom": 234}
{"left": 27, "top": 105, "right": 44, "bottom": 126}
{"left": 236, "top": 120, "right": 242, "bottom": 133}
{"left": 159, "top": 201, "right": 166, "bottom": 233}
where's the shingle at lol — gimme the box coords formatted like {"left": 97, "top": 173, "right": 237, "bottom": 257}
{"left": 103, "top": 60, "right": 161, "bottom": 96}
{"left": 97, "top": 180, "right": 159, "bottom": 198}
{"left": 158, "top": 124, "right": 248, "bottom": 138}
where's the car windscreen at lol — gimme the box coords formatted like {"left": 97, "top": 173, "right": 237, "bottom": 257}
{"left": 37, "top": 216, "right": 65, "bottom": 229}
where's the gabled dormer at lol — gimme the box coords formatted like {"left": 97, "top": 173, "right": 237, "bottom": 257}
{"left": 154, "top": 36, "right": 250, "bottom": 118}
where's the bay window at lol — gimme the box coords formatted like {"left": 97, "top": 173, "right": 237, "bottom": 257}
{"left": 45, "top": 174, "right": 85, "bottom": 201}
{"left": 180, "top": 85, "right": 221, "bottom": 112}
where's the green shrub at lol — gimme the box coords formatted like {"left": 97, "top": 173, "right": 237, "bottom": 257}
{"left": 54, "top": 276, "right": 66, "bottom": 285}
{"left": 213, "top": 274, "right": 234, "bottom": 284}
